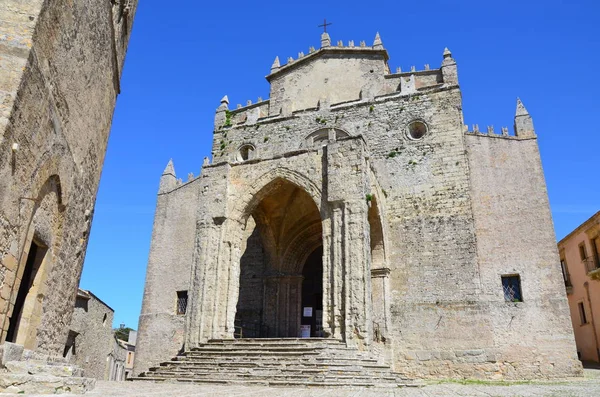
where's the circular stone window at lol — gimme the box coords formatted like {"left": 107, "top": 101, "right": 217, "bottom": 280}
{"left": 406, "top": 120, "right": 428, "bottom": 140}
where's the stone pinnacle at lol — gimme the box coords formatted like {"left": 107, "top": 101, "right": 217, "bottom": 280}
{"left": 271, "top": 56, "right": 280, "bottom": 70}
{"left": 515, "top": 97, "right": 530, "bottom": 116}
{"left": 373, "top": 32, "right": 383, "bottom": 49}
{"left": 163, "top": 159, "right": 176, "bottom": 176}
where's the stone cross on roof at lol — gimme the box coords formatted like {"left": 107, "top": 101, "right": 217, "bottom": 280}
{"left": 318, "top": 18, "right": 332, "bottom": 33}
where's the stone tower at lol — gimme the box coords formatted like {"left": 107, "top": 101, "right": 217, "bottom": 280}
{"left": 135, "top": 32, "right": 582, "bottom": 380}
{"left": 0, "top": 0, "right": 137, "bottom": 358}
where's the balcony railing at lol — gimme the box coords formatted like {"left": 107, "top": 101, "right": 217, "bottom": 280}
{"left": 584, "top": 257, "right": 599, "bottom": 273}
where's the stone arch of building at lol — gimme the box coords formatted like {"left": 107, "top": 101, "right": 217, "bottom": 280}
{"left": 230, "top": 170, "right": 325, "bottom": 338}
{"left": 367, "top": 169, "right": 392, "bottom": 340}
{"left": 368, "top": 169, "right": 390, "bottom": 265}
{"left": 305, "top": 127, "right": 351, "bottom": 147}
{"left": 3, "top": 173, "right": 65, "bottom": 348}
{"left": 25, "top": 149, "right": 72, "bottom": 207}
{"left": 230, "top": 167, "right": 323, "bottom": 227}
{"left": 280, "top": 221, "right": 323, "bottom": 274}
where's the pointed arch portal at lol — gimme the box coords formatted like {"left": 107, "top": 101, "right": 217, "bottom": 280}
{"left": 235, "top": 178, "right": 323, "bottom": 337}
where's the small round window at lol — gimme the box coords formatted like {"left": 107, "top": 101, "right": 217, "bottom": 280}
{"left": 406, "top": 120, "right": 428, "bottom": 140}
{"left": 237, "top": 144, "right": 255, "bottom": 162}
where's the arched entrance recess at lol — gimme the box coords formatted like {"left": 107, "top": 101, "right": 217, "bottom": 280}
{"left": 234, "top": 178, "right": 323, "bottom": 337}
{"left": 368, "top": 195, "right": 391, "bottom": 340}
{"left": 3, "top": 175, "right": 64, "bottom": 348}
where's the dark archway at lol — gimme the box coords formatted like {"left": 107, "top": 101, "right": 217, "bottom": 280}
{"left": 6, "top": 239, "right": 48, "bottom": 342}
{"left": 234, "top": 178, "right": 323, "bottom": 338}
{"left": 301, "top": 247, "right": 323, "bottom": 337}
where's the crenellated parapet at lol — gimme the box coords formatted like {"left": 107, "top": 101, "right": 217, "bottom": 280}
{"left": 210, "top": 35, "right": 460, "bottom": 166}
{"left": 465, "top": 98, "right": 536, "bottom": 140}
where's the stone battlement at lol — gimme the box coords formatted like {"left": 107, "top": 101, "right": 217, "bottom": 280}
{"left": 216, "top": 33, "right": 458, "bottom": 130}
{"left": 465, "top": 98, "right": 537, "bottom": 140}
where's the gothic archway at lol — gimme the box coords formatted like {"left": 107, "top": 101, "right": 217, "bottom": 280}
{"left": 4, "top": 175, "right": 64, "bottom": 348}
{"left": 234, "top": 178, "right": 323, "bottom": 337}
{"left": 368, "top": 195, "right": 391, "bottom": 340}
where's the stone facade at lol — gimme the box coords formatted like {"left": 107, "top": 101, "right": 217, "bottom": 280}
{"left": 68, "top": 289, "right": 115, "bottom": 380}
{"left": 135, "top": 32, "right": 582, "bottom": 380}
{"left": 0, "top": 0, "right": 136, "bottom": 360}
{"left": 558, "top": 211, "right": 600, "bottom": 362}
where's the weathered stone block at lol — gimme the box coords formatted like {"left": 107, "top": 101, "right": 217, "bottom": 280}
{"left": 0, "top": 343, "right": 23, "bottom": 368}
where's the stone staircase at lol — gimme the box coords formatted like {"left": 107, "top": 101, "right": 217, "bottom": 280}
{"left": 132, "top": 338, "right": 419, "bottom": 388}
{"left": 0, "top": 343, "right": 95, "bottom": 394}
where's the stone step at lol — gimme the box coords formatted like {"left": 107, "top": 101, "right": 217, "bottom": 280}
{"left": 154, "top": 361, "right": 392, "bottom": 371}
{"left": 207, "top": 338, "right": 340, "bottom": 344}
{"left": 131, "top": 375, "right": 418, "bottom": 388}
{"left": 146, "top": 366, "right": 405, "bottom": 380}
{"left": 172, "top": 355, "right": 381, "bottom": 365}
{"left": 140, "top": 371, "right": 403, "bottom": 383}
{"left": 133, "top": 338, "right": 405, "bottom": 388}
{"left": 189, "top": 346, "right": 326, "bottom": 353}
{"left": 4, "top": 360, "right": 84, "bottom": 378}
{"left": 185, "top": 350, "right": 322, "bottom": 358}
{"left": 149, "top": 365, "right": 398, "bottom": 377}
{"left": 0, "top": 373, "right": 95, "bottom": 394}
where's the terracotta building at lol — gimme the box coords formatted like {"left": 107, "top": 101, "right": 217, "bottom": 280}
{"left": 559, "top": 211, "right": 600, "bottom": 362}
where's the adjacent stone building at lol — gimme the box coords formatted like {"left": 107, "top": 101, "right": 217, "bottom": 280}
{"left": 68, "top": 289, "right": 115, "bottom": 380}
{"left": 558, "top": 211, "right": 600, "bottom": 362}
{"left": 0, "top": 0, "right": 137, "bottom": 392}
{"left": 135, "top": 32, "right": 582, "bottom": 381}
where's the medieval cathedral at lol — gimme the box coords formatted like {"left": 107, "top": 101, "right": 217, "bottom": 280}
{"left": 134, "top": 31, "right": 582, "bottom": 383}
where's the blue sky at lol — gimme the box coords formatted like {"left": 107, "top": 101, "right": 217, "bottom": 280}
{"left": 80, "top": 0, "right": 600, "bottom": 329}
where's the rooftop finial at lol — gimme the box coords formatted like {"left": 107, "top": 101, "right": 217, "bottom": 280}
{"left": 515, "top": 97, "right": 530, "bottom": 116}
{"left": 220, "top": 95, "right": 229, "bottom": 105}
{"left": 443, "top": 47, "right": 452, "bottom": 58}
{"left": 271, "top": 56, "right": 280, "bottom": 71}
{"left": 373, "top": 32, "right": 383, "bottom": 50}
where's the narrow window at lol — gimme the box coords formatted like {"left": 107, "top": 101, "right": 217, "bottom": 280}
{"left": 560, "top": 259, "right": 571, "bottom": 287}
{"left": 579, "top": 242, "right": 588, "bottom": 261}
{"left": 102, "top": 313, "right": 107, "bottom": 327}
{"left": 501, "top": 275, "right": 523, "bottom": 302}
{"left": 593, "top": 238, "right": 600, "bottom": 269}
{"left": 176, "top": 291, "right": 188, "bottom": 315}
{"left": 578, "top": 302, "right": 588, "bottom": 325}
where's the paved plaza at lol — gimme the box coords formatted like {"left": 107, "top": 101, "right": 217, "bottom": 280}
{"left": 2, "top": 369, "right": 598, "bottom": 397}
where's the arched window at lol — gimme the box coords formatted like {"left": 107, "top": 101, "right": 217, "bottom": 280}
{"left": 237, "top": 144, "right": 255, "bottom": 162}
{"left": 305, "top": 128, "right": 350, "bottom": 147}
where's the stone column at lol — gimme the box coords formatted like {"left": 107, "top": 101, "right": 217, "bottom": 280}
{"left": 186, "top": 220, "right": 225, "bottom": 347}
{"left": 342, "top": 200, "right": 373, "bottom": 348}
{"left": 325, "top": 136, "right": 374, "bottom": 347}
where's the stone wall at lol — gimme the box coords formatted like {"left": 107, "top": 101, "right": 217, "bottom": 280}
{"left": 465, "top": 133, "right": 581, "bottom": 378}
{"left": 0, "top": 0, "right": 137, "bottom": 355}
{"left": 70, "top": 290, "right": 114, "bottom": 380}
{"left": 134, "top": 168, "right": 197, "bottom": 375}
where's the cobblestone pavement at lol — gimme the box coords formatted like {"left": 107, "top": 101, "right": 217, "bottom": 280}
{"left": 4, "top": 369, "right": 599, "bottom": 397}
